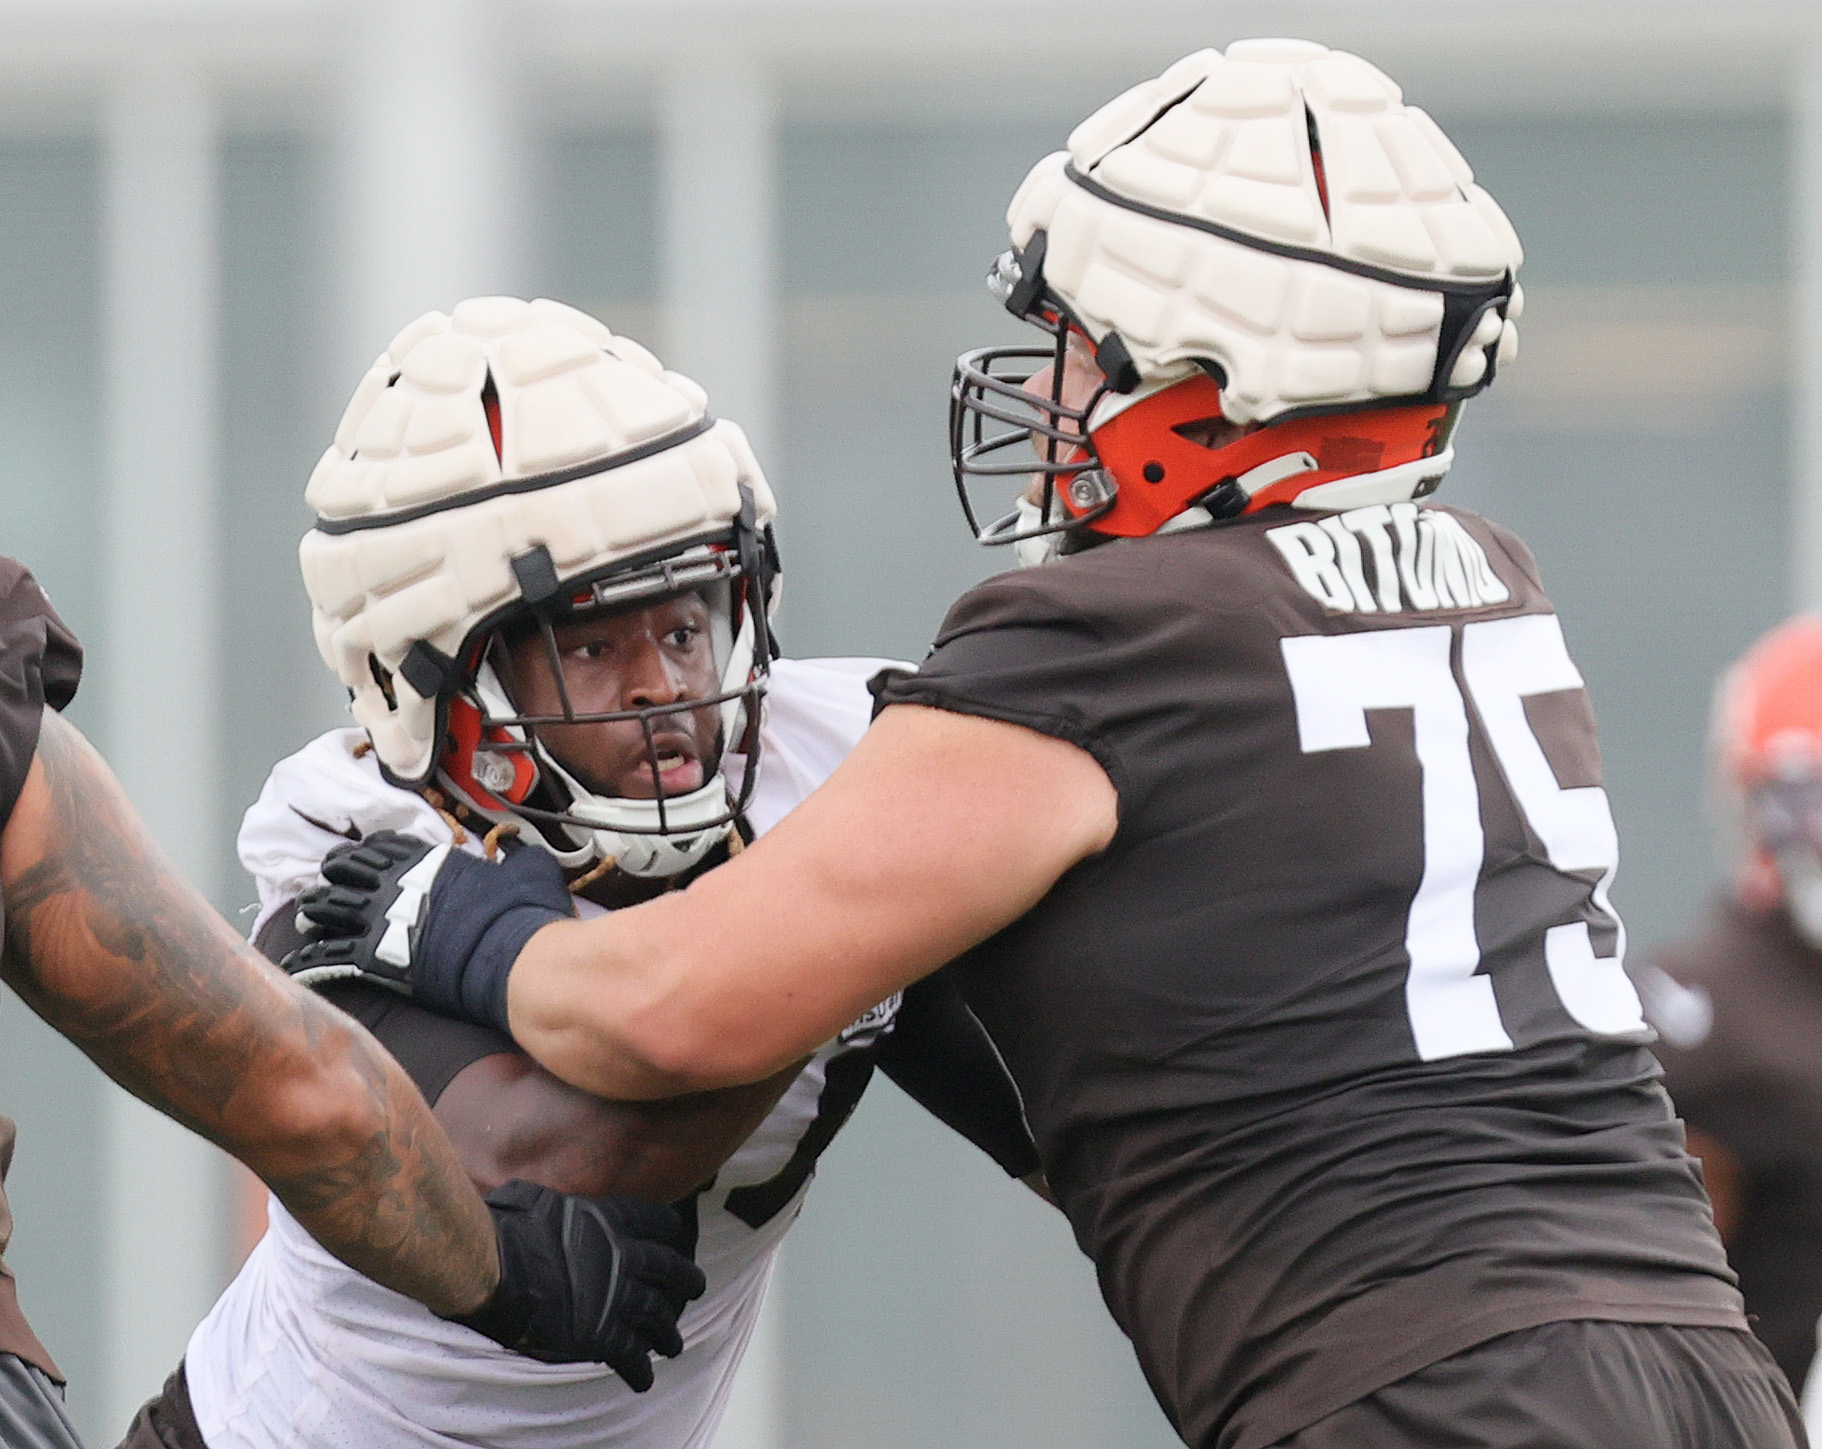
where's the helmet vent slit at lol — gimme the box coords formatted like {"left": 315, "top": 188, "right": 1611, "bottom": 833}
{"left": 480, "top": 367, "right": 503, "bottom": 465}
{"left": 1084, "top": 84, "right": 1201, "bottom": 171}
{"left": 1305, "top": 105, "right": 1331, "bottom": 225}
{"left": 303, "top": 295, "right": 778, "bottom": 874}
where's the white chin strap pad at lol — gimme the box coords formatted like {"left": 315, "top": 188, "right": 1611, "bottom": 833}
{"left": 1292, "top": 448, "right": 1455, "bottom": 512}
{"left": 561, "top": 774, "right": 735, "bottom": 878}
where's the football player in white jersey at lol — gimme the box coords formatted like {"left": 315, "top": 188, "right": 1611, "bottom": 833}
{"left": 121, "top": 298, "right": 1037, "bottom": 1449}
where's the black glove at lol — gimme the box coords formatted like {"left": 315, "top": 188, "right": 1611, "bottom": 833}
{"left": 449, "top": 1180, "right": 707, "bottom": 1384}
{"left": 284, "top": 830, "right": 573, "bottom": 1033}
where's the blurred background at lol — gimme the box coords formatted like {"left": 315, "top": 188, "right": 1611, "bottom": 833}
{"left": 0, "top": 0, "right": 1815, "bottom": 1443}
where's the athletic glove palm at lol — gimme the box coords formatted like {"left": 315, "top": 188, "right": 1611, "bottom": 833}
{"left": 284, "top": 829, "right": 572, "bottom": 1032}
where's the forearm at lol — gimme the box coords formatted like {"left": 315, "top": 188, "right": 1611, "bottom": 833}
{"left": 233, "top": 999, "right": 499, "bottom": 1316}
{"left": 506, "top": 894, "right": 899, "bottom": 1100}
{"left": 0, "top": 712, "right": 496, "bottom": 1316}
{"left": 505, "top": 707, "right": 1117, "bottom": 1099}
{"left": 434, "top": 1050, "right": 804, "bottom": 1202}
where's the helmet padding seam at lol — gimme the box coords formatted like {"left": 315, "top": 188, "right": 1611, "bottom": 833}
{"left": 1064, "top": 162, "right": 1507, "bottom": 298}
{"left": 313, "top": 414, "right": 718, "bottom": 535}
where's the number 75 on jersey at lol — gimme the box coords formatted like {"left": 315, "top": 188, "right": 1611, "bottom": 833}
{"left": 1282, "top": 614, "right": 1647, "bottom": 1063}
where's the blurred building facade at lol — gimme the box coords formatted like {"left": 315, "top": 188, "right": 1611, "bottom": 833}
{"left": 0, "top": 1, "right": 1816, "bottom": 1444}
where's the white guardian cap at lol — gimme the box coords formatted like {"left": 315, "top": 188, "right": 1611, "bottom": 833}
{"left": 300, "top": 296, "right": 779, "bottom": 877}
{"left": 952, "top": 40, "right": 1523, "bottom": 552}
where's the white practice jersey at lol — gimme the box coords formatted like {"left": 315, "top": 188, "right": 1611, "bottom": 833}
{"left": 185, "top": 657, "right": 900, "bottom": 1449}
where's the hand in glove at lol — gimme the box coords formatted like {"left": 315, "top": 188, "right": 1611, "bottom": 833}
{"left": 284, "top": 829, "right": 573, "bottom": 1033}
{"left": 450, "top": 1180, "right": 707, "bottom": 1384}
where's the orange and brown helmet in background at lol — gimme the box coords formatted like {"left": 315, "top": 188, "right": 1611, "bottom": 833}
{"left": 1712, "top": 615, "right": 1822, "bottom": 937}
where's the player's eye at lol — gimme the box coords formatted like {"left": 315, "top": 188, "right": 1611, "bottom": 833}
{"left": 666, "top": 624, "right": 701, "bottom": 650}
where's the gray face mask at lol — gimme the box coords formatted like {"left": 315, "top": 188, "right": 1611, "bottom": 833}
{"left": 1751, "top": 778, "right": 1822, "bottom": 947}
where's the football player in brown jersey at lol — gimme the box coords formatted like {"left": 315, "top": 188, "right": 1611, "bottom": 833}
{"left": 290, "top": 41, "right": 1802, "bottom": 1449}
{"left": 1637, "top": 616, "right": 1822, "bottom": 1396}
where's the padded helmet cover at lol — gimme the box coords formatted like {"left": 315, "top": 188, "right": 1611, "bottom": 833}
{"left": 1006, "top": 38, "right": 1524, "bottom": 425}
{"left": 1715, "top": 616, "right": 1822, "bottom": 792}
{"left": 300, "top": 296, "right": 776, "bottom": 786}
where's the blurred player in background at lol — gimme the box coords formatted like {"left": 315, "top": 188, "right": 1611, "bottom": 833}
{"left": 1635, "top": 615, "right": 1822, "bottom": 1395}
{"left": 130, "top": 298, "right": 1037, "bottom": 1449}
{"left": 0, "top": 556, "right": 703, "bottom": 1449}
{"left": 291, "top": 43, "right": 1806, "bottom": 1449}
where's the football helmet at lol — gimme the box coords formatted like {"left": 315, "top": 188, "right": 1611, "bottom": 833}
{"left": 1712, "top": 615, "right": 1822, "bottom": 943}
{"left": 299, "top": 296, "right": 779, "bottom": 877}
{"left": 951, "top": 39, "right": 1524, "bottom": 557}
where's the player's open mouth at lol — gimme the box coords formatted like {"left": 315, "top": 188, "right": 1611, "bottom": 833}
{"left": 642, "top": 738, "right": 704, "bottom": 796}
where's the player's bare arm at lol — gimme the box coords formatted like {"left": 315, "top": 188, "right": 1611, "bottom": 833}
{"left": 508, "top": 703, "right": 1116, "bottom": 1099}
{"left": 427, "top": 1049, "right": 805, "bottom": 1201}
{"left": 0, "top": 709, "right": 496, "bottom": 1318}
{"left": 269, "top": 870, "right": 806, "bottom": 1204}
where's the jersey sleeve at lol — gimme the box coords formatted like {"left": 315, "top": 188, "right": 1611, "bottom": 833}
{"left": 868, "top": 572, "right": 1133, "bottom": 803}
{"left": 873, "top": 968, "right": 1040, "bottom": 1178}
{"left": 254, "top": 903, "right": 517, "bottom": 1106}
{"left": 0, "top": 557, "right": 81, "bottom": 831}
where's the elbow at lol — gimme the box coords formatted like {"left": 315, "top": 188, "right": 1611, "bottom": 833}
{"left": 599, "top": 1004, "right": 795, "bottom": 1099}
{"left": 257, "top": 1073, "right": 386, "bottom": 1182}
{"left": 224, "top": 1030, "right": 391, "bottom": 1184}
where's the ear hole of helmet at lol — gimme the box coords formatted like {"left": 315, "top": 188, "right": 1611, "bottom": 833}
{"left": 1172, "top": 414, "right": 1253, "bottom": 453}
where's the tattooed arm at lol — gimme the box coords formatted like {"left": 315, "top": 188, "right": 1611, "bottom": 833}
{"left": 0, "top": 710, "right": 498, "bottom": 1317}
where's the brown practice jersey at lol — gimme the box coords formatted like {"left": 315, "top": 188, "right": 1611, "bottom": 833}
{"left": 0, "top": 557, "right": 81, "bottom": 1378}
{"left": 872, "top": 503, "right": 1744, "bottom": 1449}
{"left": 1643, "top": 899, "right": 1822, "bottom": 1389}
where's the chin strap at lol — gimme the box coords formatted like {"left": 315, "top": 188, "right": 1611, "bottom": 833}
{"left": 554, "top": 768, "right": 735, "bottom": 878}
{"left": 1292, "top": 448, "right": 1455, "bottom": 513}
{"left": 1023, "top": 442, "right": 1462, "bottom": 563}
{"left": 1197, "top": 451, "right": 1319, "bottom": 519}
{"left": 1205, "top": 446, "right": 1455, "bottom": 520}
